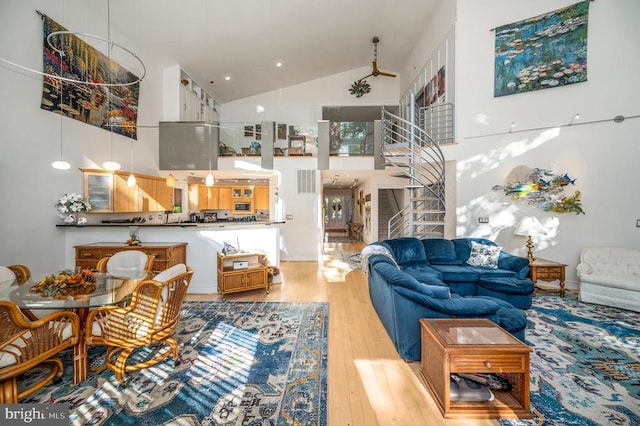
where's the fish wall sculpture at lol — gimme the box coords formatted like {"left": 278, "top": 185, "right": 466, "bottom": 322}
{"left": 493, "top": 167, "right": 584, "bottom": 214}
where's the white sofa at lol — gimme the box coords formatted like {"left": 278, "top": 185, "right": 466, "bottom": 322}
{"left": 577, "top": 246, "right": 640, "bottom": 312}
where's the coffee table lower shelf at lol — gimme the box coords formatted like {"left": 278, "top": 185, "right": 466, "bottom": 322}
{"left": 420, "top": 372, "right": 531, "bottom": 419}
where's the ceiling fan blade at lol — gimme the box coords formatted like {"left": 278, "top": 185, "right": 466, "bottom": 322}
{"left": 360, "top": 73, "right": 374, "bottom": 80}
{"left": 378, "top": 71, "right": 397, "bottom": 78}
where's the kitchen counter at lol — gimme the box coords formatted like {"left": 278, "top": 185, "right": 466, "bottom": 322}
{"left": 58, "top": 221, "right": 282, "bottom": 294}
{"left": 57, "top": 221, "right": 285, "bottom": 228}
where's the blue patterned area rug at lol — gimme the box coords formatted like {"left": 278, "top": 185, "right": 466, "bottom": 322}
{"left": 500, "top": 294, "right": 640, "bottom": 426}
{"left": 24, "top": 301, "right": 328, "bottom": 426}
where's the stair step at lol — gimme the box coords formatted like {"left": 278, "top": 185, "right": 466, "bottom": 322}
{"left": 411, "top": 221, "right": 445, "bottom": 226}
{"left": 411, "top": 209, "right": 445, "bottom": 214}
{"left": 389, "top": 173, "right": 410, "bottom": 178}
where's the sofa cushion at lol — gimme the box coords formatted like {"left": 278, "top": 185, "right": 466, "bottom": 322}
{"left": 422, "top": 239, "right": 462, "bottom": 265}
{"left": 429, "top": 265, "right": 479, "bottom": 282}
{"left": 466, "top": 241, "right": 501, "bottom": 269}
{"left": 418, "top": 283, "right": 451, "bottom": 299}
{"left": 404, "top": 266, "right": 443, "bottom": 284}
{"left": 382, "top": 237, "right": 429, "bottom": 269}
{"left": 471, "top": 267, "right": 518, "bottom": 279}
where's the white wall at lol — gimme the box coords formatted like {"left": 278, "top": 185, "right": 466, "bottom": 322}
{"left": 0, "top": 0, "right": 166, "bottom": 278}
{"left": 442, "top": 0, "right": 640, "bottom": 287}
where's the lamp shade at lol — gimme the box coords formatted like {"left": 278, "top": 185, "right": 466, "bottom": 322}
{"left": 514, "top": 216, "right": 541, "bottom": 236}
{"left": 166, "top": 173, "right": 176, "bottom": 188}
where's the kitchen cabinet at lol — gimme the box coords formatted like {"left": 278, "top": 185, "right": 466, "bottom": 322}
{"left": 195, "top": 185, "right": 219, "bottom": 210}
{"left": 75, "top": 242, "right": 187, "bottom": 273}
{"left": 254, "top": 186, "right": 269, "bottom": 210}
{"left": 83, "top": 169, "right": 173, "bottom": 213}
{"left": 218, "top": 187, "right": 233, "bottom": 210}
{"left": 217, "top": 252, "right": 268, "bottom": 300}
{"left": 232, "top": 187, "right": 253, "bottom": 198}
{"left": 113, "top": 173, "right": 136, "bottom": 212}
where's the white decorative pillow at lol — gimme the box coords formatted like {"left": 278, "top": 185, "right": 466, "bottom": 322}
{"left": 466, "top": 241, "right": 502, "bottom": 269}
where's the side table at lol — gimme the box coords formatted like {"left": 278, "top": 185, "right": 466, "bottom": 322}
{"left": 420, "top": 318, "right": 532, "bottom": 419}
{"left": 529, "top": 258, "right": 567, "bottom": 297}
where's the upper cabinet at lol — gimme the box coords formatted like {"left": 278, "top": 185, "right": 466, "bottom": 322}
{"left": 162, "top": 65, "right": 220, "bottom": 123}
{"left": 254, "top": 186, "right": 269, "bottom": 211}
{"left": 83, "top": 169, "right": 172, "bottom": 213}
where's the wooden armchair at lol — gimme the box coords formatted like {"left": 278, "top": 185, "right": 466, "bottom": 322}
{"left": 0, "top": 301, "right": 79, "bottom": 403}
{"left": 85, "top": 264, "right": 194, "bottom": 383}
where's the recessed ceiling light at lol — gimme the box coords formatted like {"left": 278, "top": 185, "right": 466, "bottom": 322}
{"left": 224, "top": 76, "right": 231, "bottom": 81}
{"left": 276, "top": 62, "right": 282, "bottom": 67}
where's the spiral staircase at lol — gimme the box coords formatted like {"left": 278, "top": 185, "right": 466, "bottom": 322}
{"left": 381, "top": 103, "right": 453, "bottom": 239}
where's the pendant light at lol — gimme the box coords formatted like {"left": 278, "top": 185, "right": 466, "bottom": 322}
{"left": 205, "top": 126, "right": 214, "bottom": 186}
{"left": 52, "top": 113, "right": 71, "bottom": 170}
{"left": 102, "top": 0, "right": 121, "bottom": 171}
{"left": 204, "top": 5, "right": 214, "bottom": 188}
{"left": 166, "top": 173, "right": 176, "bottom": 188}
{"left": 127, "top": 134, "right": 136, "bottom": 187}
{"left": 51, "top": 38, "right": 70, "bottom": 170}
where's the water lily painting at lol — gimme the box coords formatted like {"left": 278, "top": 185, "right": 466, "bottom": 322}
{"left": 40, "top": 15, "right": 140, "bottom": 138}
{"left": 494, "top": 1, "right": 590, "bottom": 97}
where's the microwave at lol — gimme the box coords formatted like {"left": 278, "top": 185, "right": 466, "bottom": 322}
{"left": 233, "top": 201, "right": 253, "bottom": 212}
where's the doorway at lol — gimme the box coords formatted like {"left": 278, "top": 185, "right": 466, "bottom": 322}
{"left": 377, "top": 188, "right": 404, "bottom": 241}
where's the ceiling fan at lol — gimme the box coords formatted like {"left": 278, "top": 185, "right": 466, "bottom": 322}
{"left": 361, "top": 36, "right": 397, "bottom": 79}
{"left": 349, "top": 36, "right": 396, "bottom": 97}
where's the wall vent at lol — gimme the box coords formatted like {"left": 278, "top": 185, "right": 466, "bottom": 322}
{"left": 296, "top": 170, "right": 317, "bottom": 194}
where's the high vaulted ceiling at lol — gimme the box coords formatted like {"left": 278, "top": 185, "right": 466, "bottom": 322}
{"left": 97, "top": 0, "right": 439, "bottom": 102}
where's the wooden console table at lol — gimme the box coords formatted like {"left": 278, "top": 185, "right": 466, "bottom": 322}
{"left": 75, "top": 242, "right": 187, "bottom": 273}
{"left": 217, "top": 252, "right": 268, "bottom": 300}
{"left": 420, "top": 318, "right": 532, "bottom": 419}
{"left": 529, "top": 258, "right": 567, "bottom": 297}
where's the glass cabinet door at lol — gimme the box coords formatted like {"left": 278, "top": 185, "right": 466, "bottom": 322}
{"left": 84, "top": 173, "right": 113, "bottom": 212}
{"left": 243, "top": 188, "right": 253, "bottom": 198}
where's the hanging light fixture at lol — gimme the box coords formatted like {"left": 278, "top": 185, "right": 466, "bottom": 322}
{"left": 204, "top": 4, "right": 214, "bottom": 187}
{"left": 102, "top": 0, "right": 121, "bottom": 171}
{"left": 51, "top": 32, "right": 70, "bottom": 170}
{"left": 166, "top": 173, "right": 176, "bottom": 188}
{"left": 127, "top": 133, "right": 136, "bottom": 187}
{"left": 205, "top": 125, "right": 214, "bottom": 186}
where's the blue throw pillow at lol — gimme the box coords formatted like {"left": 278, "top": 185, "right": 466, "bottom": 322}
{"left": 418, "top": 282, "right": 451, "bottom": 299}
{"left": 422, "top": 239, "right": 462, "bottom": 265}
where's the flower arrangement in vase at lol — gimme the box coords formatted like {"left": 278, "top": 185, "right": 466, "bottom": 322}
{"left": 55, "top": 193, "right": 92, "bottom": 224}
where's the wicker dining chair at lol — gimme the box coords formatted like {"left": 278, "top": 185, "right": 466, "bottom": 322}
{"left": 5, "top": 265, "right": 31, "bottom": 284}
{"left": 85, "top": 264, "right": 194, "bottom": 383}
{"left": 96, "top": 251, "right": 156, "bottom": 278}
{"left": 0, "top": 301, "right": 80, "bottom": 403}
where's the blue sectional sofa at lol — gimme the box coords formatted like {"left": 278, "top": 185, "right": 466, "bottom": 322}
{"left": 364, "top": 237, "right": 533, "bottom": 361}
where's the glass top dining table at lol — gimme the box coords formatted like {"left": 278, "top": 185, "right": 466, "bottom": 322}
{"left": 0, "top": 270, "right": 150, "bottom": 384}
{"left": 2, "top": 273, "right": 144, "bottom": 312}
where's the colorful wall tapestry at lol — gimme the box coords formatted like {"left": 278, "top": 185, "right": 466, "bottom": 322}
{"left": 40, "top": 15, "right": 140, "bottom": 139}
{"left": 494, "top": 1, "right": 589, "bottom": 97}
{"left": 493, "top": 165, "right": 584, "bottom": 214}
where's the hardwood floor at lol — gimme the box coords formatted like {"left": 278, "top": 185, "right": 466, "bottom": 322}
{"left": 186, "top": 242, "right": 497, "bottom": 425}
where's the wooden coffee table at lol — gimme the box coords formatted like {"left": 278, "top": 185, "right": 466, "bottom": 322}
{"left": 420, "top": 318, "right": 532, "bottom": 419}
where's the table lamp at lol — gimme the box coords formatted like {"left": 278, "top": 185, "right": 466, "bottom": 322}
{"left": 514, "top": 216, "right": 541, "bottom": 262}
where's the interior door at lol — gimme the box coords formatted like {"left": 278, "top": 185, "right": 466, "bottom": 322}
{"left": 325, "top": 195, "right": 346, "bottom": 230}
